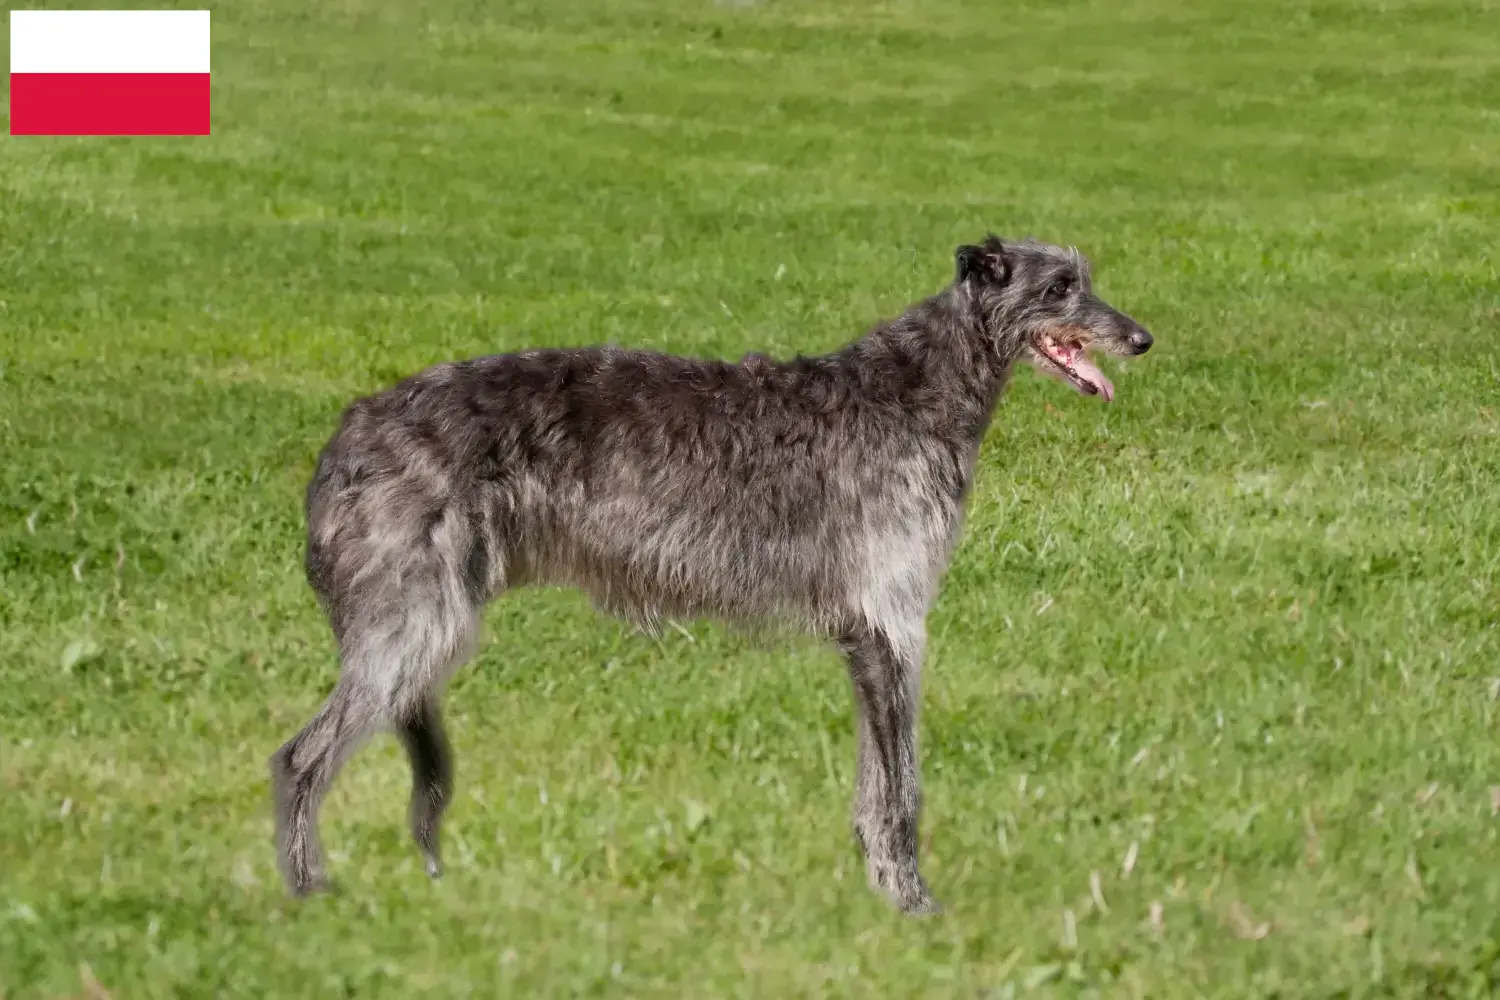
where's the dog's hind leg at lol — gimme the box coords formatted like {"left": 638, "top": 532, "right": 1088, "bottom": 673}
{"left": 839, "top": 617, "right": 939, "bottom": 915}
{"left": 398, "top": 696, "right": 453, "bottom": 878}
{"left": 270, "top": 670, "right": 381, "bottom": 895}
{"left": 270, "top": 512, "right": 483, "bottom": 896}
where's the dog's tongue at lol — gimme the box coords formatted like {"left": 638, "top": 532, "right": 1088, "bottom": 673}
{"left": 1069, "top": 354, "right": 1114, "bottom": 402}
{"left": 1046, "top": 340, "right": 1115, "bottom": 402}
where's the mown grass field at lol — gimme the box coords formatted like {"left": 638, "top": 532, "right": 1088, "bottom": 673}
{"left": 3, "top": 0, "right": 1499, "bottom": 995}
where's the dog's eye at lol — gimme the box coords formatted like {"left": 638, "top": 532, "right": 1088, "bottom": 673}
{"left": 1048, "top": 279, "right": 1072, "bottom": 300}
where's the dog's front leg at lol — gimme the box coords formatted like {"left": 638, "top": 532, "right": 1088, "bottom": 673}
{"left": 840, "top": 621, "right": 939, "bottom": 915}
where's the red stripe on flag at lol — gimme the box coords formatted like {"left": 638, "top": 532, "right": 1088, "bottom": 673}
{"left": 10, "top": 73, "right": 210, "bottom": 136}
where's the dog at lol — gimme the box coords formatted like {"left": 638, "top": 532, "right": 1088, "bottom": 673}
{"left": 269, "top": 234, "right": 1153, "bottom": 914}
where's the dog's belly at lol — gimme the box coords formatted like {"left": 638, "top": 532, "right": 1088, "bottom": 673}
{"left": 503, "top": 494, "right": 847, "bottom": 631}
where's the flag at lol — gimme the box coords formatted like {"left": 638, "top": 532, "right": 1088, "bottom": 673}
{"left": 10, "top": 10, "right": 210, "bottom": 136}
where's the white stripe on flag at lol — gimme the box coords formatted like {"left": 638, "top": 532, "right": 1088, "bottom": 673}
{"left": 10, "top": 10, "right": 210, "bottom": 74}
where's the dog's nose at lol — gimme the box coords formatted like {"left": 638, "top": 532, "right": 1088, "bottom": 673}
{"left": 1127, "top": 327, "right": 1153, "bottom": 354}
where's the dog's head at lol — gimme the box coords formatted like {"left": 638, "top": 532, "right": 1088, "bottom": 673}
{"left": 955, "top": 235, "right": 1152, "bottom": 401}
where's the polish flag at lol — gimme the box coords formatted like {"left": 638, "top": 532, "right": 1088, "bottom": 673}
{"left": 10, "top": 10, "right": 210, "bottom": 136}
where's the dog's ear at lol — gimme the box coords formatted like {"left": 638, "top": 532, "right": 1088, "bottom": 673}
{"left": 955, "top": 243, "right": 985, "bottom": 284}
{"left": 955, "top": 239, "right": 1012, "bottom": 286}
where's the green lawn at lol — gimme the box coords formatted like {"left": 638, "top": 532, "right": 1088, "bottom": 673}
{"left": 3, "top": 0, "right": 1499, "bottom": 995}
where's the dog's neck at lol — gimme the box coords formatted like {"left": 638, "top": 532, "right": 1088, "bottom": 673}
{"left": 836, "top": 285, "right": 1028, "bottom": 446}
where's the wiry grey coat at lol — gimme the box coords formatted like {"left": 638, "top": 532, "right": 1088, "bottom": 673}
{"left": 269, "top": 234, "right": 1153, "bottom": 914}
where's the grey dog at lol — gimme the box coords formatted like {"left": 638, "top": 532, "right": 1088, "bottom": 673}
{"left": 269, "top": 234, "right": 1153, "bottom": 914}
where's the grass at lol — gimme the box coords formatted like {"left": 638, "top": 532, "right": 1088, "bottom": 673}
{"left": 2, "top": 0, "right": 1499, "bottom": 995}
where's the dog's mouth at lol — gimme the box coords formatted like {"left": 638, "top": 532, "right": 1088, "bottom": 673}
{"left": 1032, "top": 333, "right": 1115, "bottom": 402}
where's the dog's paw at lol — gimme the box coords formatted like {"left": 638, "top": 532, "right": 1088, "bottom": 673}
{"left": 289, "top": 873, "right": 333, "bottom": 898}
{"left": 868, "top": 859, "right": 942, "bottom": 916}
{"left": 899, "top": 890, "right": 943, "bottom": 916}
{"left": 279, "top": 860, "right": 333, "bottom": 898}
